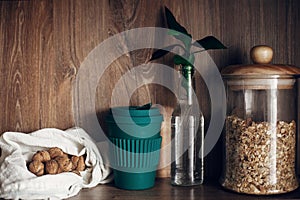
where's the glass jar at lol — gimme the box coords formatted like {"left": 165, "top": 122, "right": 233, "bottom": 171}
{"left": 220, "top": 45, "right": 300, "bottom": 195}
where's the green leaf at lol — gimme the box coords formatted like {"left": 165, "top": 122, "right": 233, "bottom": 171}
{"left": 168, "top": 30, "right": 192, "bottom": 50}
{"left": 165, "top": 7, "right": 189, "bottom": 35}
{"left": 188, "top": 54, "right": 195, "bottom": 65}
{"left": 167, "top": 29, "right": 181, "bottom": 36}
{"left": 149, "top": 44, "right": 184, "bottom": 61}
{"left": 149, "top": 49, "right": 170, "bottom": 61}
{"left": 174, "top": 55, "right": 194, "bottom": 66}
{"left": 149, "top": 45, "right": 175, "bottom": 61}
{"left": 194, "top": 36, "right": 227, "bottom": 50}
{"left": 135, "top": 103, "right": 152, "bottom": 110}
{"left": 165, "top": 7, "right": 192, "bottom": 49}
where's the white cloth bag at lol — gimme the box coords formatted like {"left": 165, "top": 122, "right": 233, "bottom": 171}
{"left": 0, "top": 127, "right": 112, "bottom": 199}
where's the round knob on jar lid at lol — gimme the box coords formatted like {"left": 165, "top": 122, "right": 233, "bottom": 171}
{"left": 250, "top": 45, "right": 273, "bottom": 64}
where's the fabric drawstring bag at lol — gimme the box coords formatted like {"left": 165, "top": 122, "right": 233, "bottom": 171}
{"left": 0, "top": 127, "right": 112, "bottom": 199}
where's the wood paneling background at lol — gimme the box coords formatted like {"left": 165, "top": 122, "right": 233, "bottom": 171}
{"left": 0, "top": 0, "right": 299, "bottom": 180}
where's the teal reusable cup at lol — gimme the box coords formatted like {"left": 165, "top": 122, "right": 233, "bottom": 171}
{"left": 106, "top": 106, "right": 163, "bottom": 190}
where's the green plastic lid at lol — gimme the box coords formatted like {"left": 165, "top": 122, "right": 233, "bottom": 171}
{"left": 105, "top": 105, "right": 163, "bottom": 139}
{"left": 106, "top": 114, "right": 163, "bottom": 125}
{"left": 107, "top": 105, "right": 163, "bottom": 125}
{"left": 110, "top": 105, "right": 161, "bottom": 117}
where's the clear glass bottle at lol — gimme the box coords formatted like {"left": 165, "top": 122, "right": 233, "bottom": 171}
{"left": 171, "top": 65, "right": 204, "bottom": 186}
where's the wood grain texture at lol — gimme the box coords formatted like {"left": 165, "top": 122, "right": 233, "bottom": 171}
{"left": 0, "top": 0, "right": 299, "bottom": 180}
{"left": 0, "top": 1, "right": 41, "bottom": 132}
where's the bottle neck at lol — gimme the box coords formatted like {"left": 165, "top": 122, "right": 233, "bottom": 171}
{"left": 180, "top": 65, "right": 194, "bottom": 106}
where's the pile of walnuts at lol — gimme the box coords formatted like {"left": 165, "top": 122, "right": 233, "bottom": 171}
{"left": 27, "top": 147, "right": 86, "bottom": 176}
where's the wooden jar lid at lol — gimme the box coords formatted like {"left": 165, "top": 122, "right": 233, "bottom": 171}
{"left": 221, "top": 45, "right": 300, "bottom": 89}
{"left": 222, "top": 45, "right": 300, "bottom": 76}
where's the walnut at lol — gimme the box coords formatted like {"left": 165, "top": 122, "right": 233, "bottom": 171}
{"left": 76, "top": 156, "right": 85, "bottom": 171}
{"left": 32, "top": 150, "right": 51, "bottom": 162}
{"left": 28, "top": 160, "right": 44, "bottom": 176}
{"left": 45, "top": 159, "right": 59, "bottom": 174}
{"left": 55, "top": 156, "right": 73, "bottom": 172}
{"left": 71, "top": 155, "right": 86, "bottom": 171}
{"left": 70, "top": 156, "right": 79, "bottom": 170}
{"left": 48, "top": 147, "right": 65, "bottom": 159}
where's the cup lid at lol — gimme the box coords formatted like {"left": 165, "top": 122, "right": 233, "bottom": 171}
{"left": 110, "top": 105, "right": 162, "bottom": 117}
{"left": 105, "top": 114, "right": 163, "bottom": 124}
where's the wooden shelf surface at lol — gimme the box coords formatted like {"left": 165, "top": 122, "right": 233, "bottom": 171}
{"left": 70, "top": 178, "right": 300, "bottom": 200}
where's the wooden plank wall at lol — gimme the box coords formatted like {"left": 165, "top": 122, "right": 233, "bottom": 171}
{"left": 0, "top": 0, "right": 299, "bottom": 180}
